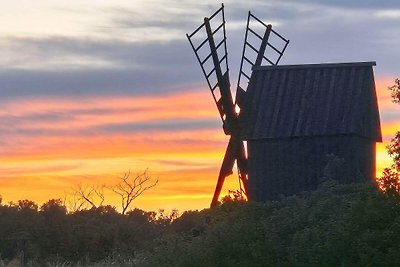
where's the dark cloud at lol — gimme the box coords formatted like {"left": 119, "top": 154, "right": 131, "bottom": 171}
{"left": 4, "top": 36, "right": 193, "bottom": 69}
{"left": 0, "top": 164, "right": 79, "bottom": 177}
{"left": 95, "top": 119, "right": 220, "bottom": 133}
{"left": 152, "top": 159, "right": 214, "bottom": 167}
{"left": 0, "top": 66, "right": 198, "bottom": 99}
{"left": 298, "top": 0, "right": 400, "bottom": 8}
{"left": 381, "top": 109, "right": 400, "bottom": 123}
{"left": 141, "top": 137, "right": 225, "bottom": 147}
{"left": 0, "top": 113, "right": 73, "bottom": 128}
{"left": 0, "top": 118, "right": 221, "bottom": 138}
{"left": 0, "top": 107, "right": 144, "bottom": 126}
{"left": 0, "top": 35, "right": 207, "bottom": 99}
{"left": 106, "top": 6, "right": 202, "bottom": 30}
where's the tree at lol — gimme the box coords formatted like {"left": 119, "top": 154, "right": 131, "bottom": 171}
{"left": 387, "top": 132, "right": 400, "bottom": 172}
{"left": 220, "top": 190, "right": 247, "bottom": 204}
{"left": 68, "top": 184, "right": 105, "bottom": 211}
{"left": 16, "top": 199, "right": 38, "bottom": 211}
{"left": 389, "top": 78, "right": 400, "bottom": 104}
{"left": 110, "top": 170, "right": 158, "bottom": 215}
{"left": 387, "top": 78, "right": 400, "bottom": 171}
{"left": 40, "top": 199, "right": 67, "bottom": 216}
{"left": 379, "top": 79, "right": 400, "bottom": 196}
{"left": 377, "top": 168, "right": 400, "bottom": 198}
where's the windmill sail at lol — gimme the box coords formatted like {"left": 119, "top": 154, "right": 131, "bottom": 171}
{"left": 186, "top": 4, "right": 231, "bottom": 125}
{"left": 235, "top": 11, "right": 290, "bottom": 109}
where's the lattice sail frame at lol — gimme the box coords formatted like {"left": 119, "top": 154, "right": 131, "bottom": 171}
{"left": 235, "top": 12, "right": 290, "bottom": 111}
{"left": 186, "top": 5, "right": 230, "bottom": 124}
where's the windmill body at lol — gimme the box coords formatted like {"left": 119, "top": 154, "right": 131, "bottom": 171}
{"left": 242, "top": 62, "right": 381, "bottom": 201}
{"left": 187, "top": 5, "right": 382, "bottom": 206}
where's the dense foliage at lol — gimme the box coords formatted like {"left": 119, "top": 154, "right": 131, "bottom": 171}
{"left": 389, "top": 78, "right": 400, "bottom": 104}
{"left": 1, "top": 181, "right": 400, "bottom": 266}
{"left": 377, "top": 78, "right": 400, "bottom": 201}
{"left": 145, "top": 181, "right": 400, "bottom": 267}
{"left": 0, "top": 201, "right": 174, "bottom": 266}
{"left": 386, "top": 78, "right": 400, "bottom": 173}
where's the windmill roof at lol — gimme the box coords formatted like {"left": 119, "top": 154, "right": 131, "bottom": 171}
{"left": 241, "top": 61, "right": 382, "bottom": 141}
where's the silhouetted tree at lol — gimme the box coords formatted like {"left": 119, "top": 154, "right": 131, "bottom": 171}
{"left": 389, "top": 78, "right": 400, "bottom": 104}
{"left": 387, "top": 79, "right": 400, "bottom": 170}
{"left": 156, "top": 208, "right": 179, "bottom": 227}
{"left": 126, "top": 208, "right": 157, "bottom": 223}
{"left": 220, "top": 190, "right": 247, "bottom": 204}
{"left": 110, "top": 170, "right": 158, "bottom": 215}
{"left": 16, "top": 200, "right": 38, "bottom": 212}
{"left": 387, "top": 132, "right": 400, "bottom": 172}
{"left": 69, "top": 184, "right": 105, "bottom": 211}
{"left": 379, "top": 79, "right": 400, "bottom": 196}
{"left": 378, "top": 168, "right": 400, "bottom": 199}
{"left": 40, "top": 199, "right": 67, "bottom": 216}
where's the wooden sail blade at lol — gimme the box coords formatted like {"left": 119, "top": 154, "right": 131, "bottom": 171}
{"left": 235, "top": 11, "right": 289, "bottom": 111}
{"left": 186, "top": 4, "right": 230, "bottom": 124}
{"left": 210, "top": 136, "right": 236, "bottom": 208}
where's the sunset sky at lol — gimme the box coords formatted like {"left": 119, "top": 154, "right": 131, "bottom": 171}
{"left": 1, "top": 0, "right": 399, "bottom": 212}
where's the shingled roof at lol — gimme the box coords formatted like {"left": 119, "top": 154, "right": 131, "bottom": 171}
{"left": 241, "top": 62, "right": 382, "bottom": 141}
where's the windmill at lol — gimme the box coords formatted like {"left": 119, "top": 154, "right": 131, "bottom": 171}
{"left": 186, "top": 4, "right": 289, "bottom": 207}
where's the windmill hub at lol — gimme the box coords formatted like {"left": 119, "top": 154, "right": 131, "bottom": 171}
{"left": 222, "top": 120, "right": 240, "bottom": 136}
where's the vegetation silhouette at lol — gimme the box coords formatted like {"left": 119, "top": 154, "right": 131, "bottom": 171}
{"left": 378, "top": 78, "right": 400, "bottom": 198}
{"left": 389, "top": 78, "right": 400, "bottom": 104}
{"left": 1, "top": 181, "right": 400, "bottom": 266}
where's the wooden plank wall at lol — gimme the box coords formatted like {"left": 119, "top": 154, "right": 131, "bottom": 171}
{"left": 247, "top": 135, "right": 375, "bottom": 201}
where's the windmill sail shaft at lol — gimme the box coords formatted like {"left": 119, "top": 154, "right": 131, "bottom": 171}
{"left": 204, "top": 18, "right": 237, "bottom": 130}
{"left": 254, "top": 25, "right": 272, "bottom": 66}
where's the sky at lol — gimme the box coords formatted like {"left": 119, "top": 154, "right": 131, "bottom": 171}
{"left": 0, "top": 0, "right": 399, "bottom": 212}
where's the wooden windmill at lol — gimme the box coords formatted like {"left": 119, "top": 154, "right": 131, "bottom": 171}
{"left": 186, "top": 4, "right": 289, "bottom": 207}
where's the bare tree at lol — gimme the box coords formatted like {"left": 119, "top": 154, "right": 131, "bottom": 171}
{"left": 64, "top": 191, "right": 85, "bottom": 213}
{"left": 110, "top": 169, "right": 158, "bottom": 215}
{"left": 67, "top": 184, "right": 106, "bottom": 211}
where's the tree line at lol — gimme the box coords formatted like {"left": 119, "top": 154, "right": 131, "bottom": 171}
{"left": 2, "top": 179, "right": 400, "bottom": 266}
